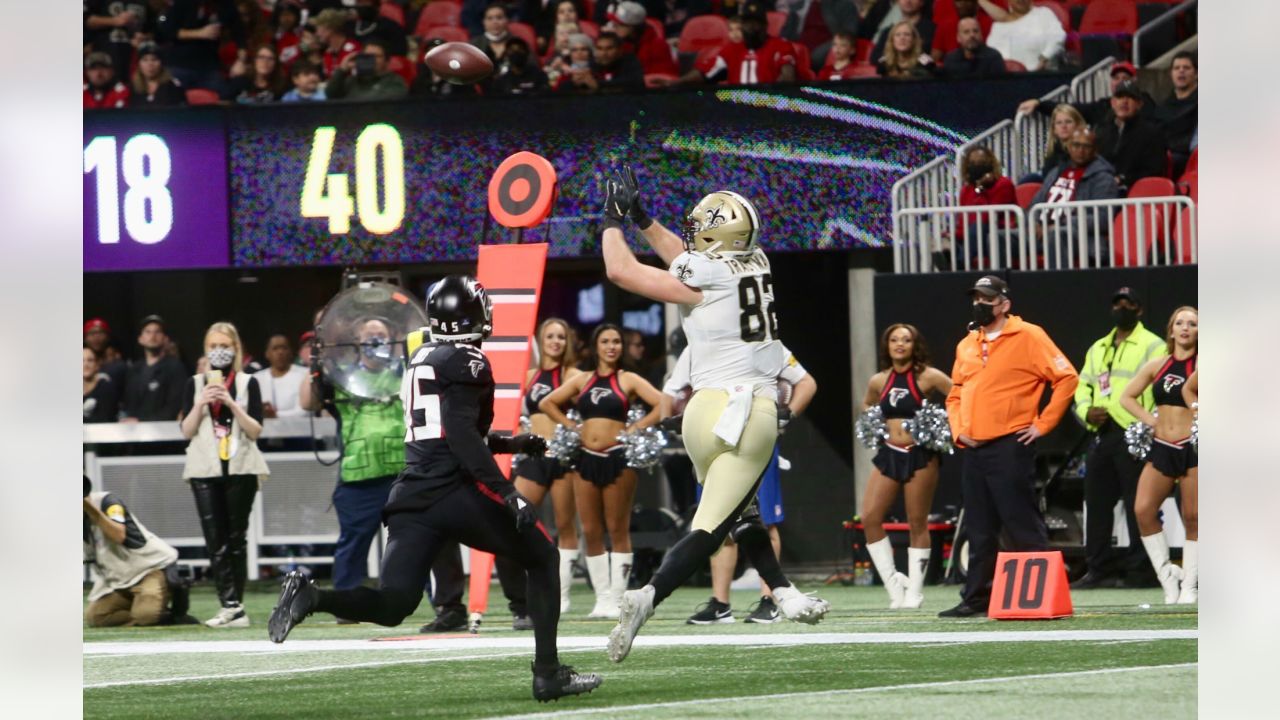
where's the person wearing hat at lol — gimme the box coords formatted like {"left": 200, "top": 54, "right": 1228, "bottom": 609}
{"left": 83, "top": 52, "right": 131, "bottom": 109}
{"left": 1095, "top": 80, "right": 1169, "bottom": 192}
{"left": 654, "top": 2, "right": 798, "bottom": 88}
{"left": 1070, "top": 287, "right": 1167, "bottom": 589}
{"left": 607, "top": 1, "right": 678, "bottom": 76}
{"left": 129, "top": 43, "right": 187, "bottom": 108}
{"left": 122, "top": 315, "right": 188, "bottom": 423}
{"left": 1017, "top": 60, "right": 1156, "bottom": 126}
{"left": 84, "top": 318, "right": 128, "bottom": 389}
{"left": 940, "top": 275, "right": 1078, "bottom": 617}
{"left": 85, "top": 1, "right": 154, "bottom": 75}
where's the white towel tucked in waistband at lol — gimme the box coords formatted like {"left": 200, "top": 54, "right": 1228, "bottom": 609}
{"left": 712, "top": 384, "right": 754, "bottom": 447}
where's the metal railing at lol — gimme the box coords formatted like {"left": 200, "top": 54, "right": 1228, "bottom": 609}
{"left": 1013, "top": 84, "right": 1070, "bottom": 181}
{"left": 955, "top": 119, "right": 1020, "bottom": 185}
{"left": 1026, "top": 195, "right": 1197, "bottom": 269}
{"left": 1069, "top": 55, "right": 1117, "bottom": 105}
{"left": 1134, "top": 0, "right": 1197, "bottom": 66}
{"left": 890, "top": 156, "right": 958, "bottom": 272}
{"left": 893, "top": 196, "right": 1196, "bottom": 272}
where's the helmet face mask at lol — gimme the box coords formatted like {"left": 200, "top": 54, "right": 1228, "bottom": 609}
{"left": 427, "top": 275, "right": 493, "bottom": 342}
{"left": 682, "top": 191, "right": 761, "bottom": 255}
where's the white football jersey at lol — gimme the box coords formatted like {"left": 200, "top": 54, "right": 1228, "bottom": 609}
{"left": 665, "top": 343, "right": 806, "bottom": 399}
{"left": 669, "top": 248, "right": 785, "bottom": 397}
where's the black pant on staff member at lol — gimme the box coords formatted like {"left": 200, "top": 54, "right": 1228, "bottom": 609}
{"left": 942, "top": 434, "right": 1049, "bottom": 617}
{"left": 1075, "top": 420, "right": 1148, "bottom": 588}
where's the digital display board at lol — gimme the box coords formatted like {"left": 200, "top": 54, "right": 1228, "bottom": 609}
{"left": 227, "top": 77, "right": 1062, "bottom": 266}
{"left": 83, "top": 109, "right": 231, "bottom": 271}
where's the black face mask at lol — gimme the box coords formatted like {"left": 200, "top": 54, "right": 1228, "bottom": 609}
{"left": 507, "top": 51, "right": 529, "bottom": 68}
{"left": 1112, "top": 306, "right": 1139, "bottom": 330}
{"left": 743, "top": 29, "right": 766, "bottom": 49}
{"left": 971, "top": 301, "right": 997, "bottom": 327}
{"left": 356, "top": 5, "right": 377, "bottom": 22}
{"left": 967, "top": 163, "right": 992, "bottom": 183}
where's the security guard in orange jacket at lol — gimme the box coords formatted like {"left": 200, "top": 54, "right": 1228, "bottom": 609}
{"left": 940, "top": 276, "right": 1079, "bottom": 617}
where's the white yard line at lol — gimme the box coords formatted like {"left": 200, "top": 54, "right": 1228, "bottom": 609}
{"left": 82, "top": 629, "right": 1196, "bottom": 657}
{"left": 490, "top": 663, "right": 1199, "bottom": 719}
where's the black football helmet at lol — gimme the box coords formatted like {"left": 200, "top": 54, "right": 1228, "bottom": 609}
{"left": 427, "top": 275, "right": 493, "bottom": 342}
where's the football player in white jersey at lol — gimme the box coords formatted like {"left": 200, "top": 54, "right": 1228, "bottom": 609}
{"left": 599, "top": 166, "right": 829, "bottom": 663}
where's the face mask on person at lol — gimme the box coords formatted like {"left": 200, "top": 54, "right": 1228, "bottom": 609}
{"left": 971, "top": 301, "right": 997, "bottom": 327}
{"left": 743, "top": 28, "right": 766, "bottom": 49}
{"left": 362, "top": 339, "right": 392, "bottom": 362}
{"left": 356, "top": 5, "right": 378, "bottom": 22}
{"left": 207, "top": 347, "right": 235, "bottom": 369}
{"left": 966, "top": 162, "right": 993, "bottom": 183}
{"left": 507, "top": 51, "right": 529, "bottom": 68}
{"left": 1112, "top": 306, "right": 1139, "bottom": 330}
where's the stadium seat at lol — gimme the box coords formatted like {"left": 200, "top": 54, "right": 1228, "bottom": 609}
{"left": 379, "top": 2, "right": 406, "bottom": 27}
{"left": 1181, "top": 148, "right": 1198, "bottom": 178}
{"left": 388, "top": 55, "right": 417, "bottom": 86}
{"left": 1079, "top": 0, "right": 1137, "bottom": 34}
{"left": 1174, "top": 206, "right": 1196, "bottom": 264}
{"left": 415, "top": 1, "right": 462, "bottom": 37}
{"left": 508, "top": 21, "right": 537, "bottom": 48}
{"left": 644, "top": 72, "right": 678, "bottom": 88}
{"left": 1111, "top": 204, "right": 1166, "bottom": 267}
{"left": 679, "top": 15, "right": 730, "bottom": 53}
{"left": 579, "top": 19, "right": 599, "bottom": 39}
{"left": 855, "top": 38, "right": 873, "bottom": 63}
{"left": 850, "top": 63, "right": 879, "bottom": 78}
{"left": 767, "top": 11, "right": 787, "bottom": 37}
{"left": 647, "top": 17, "right": 666, "bottom": 41}
{"left": 424, "top": 25, "right": 468, "bottom": 43}
{"left": 185, "top": 88, "right": 220, "bottom": 105}
{"left": 1016, "top": 182, "right": 1042, "bottom": 209}
{"left": 1128, "top": 177, "right": 1176, "bottom": 199}
{"left": 1005, "top": 59, "right": 1027, "bottom": 72}
{"left": 792, "top": 42, "right": 815, "bottom": 80}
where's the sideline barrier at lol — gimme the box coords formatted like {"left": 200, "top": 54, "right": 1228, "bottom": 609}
{"left": 895, "top": 204, "right": 1027, "bottom": 272}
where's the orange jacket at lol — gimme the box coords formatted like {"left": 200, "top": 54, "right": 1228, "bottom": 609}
{"left": 946, "top": 315, "right": 1079, "bottom": 445}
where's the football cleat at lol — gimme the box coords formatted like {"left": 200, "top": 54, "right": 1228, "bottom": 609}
{"left": 773, "top": 585, "right": 830, "bottom": 625}
{"left": 419, "top": 607, "right": 468, "bottom": 633}
{"left": 267, "top": 572, "right": 315, "bottom": 642}
{"left": 207, "top": 603, "right": 250, "bottom": 629}
{"left": 686, "top": 597, "right": 735, "bottom": 625}
{"left": 532, "top": 663, "right": 603, "bottom": 702}
{"left": 745, "top": 596, "right": 781, "bottom": 624}
{"left": 607, "top": 585, "right": 655, "bottom": 663}
{"left": 512, "top": 614, "right": 534, "bottom": 631}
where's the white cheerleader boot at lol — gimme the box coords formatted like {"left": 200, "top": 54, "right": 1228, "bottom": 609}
{"left": 902, "top": 547, "right": 930, "bottom": 609}
{"left": 559, "top": 548, "right": 579, "bottom": 613}
{"left": 585, "top": 553, "right": 617, "bottom": 619}
{"left": 608, "top": 551, "right": 633, "bottom": 617}
{"left": 1141, "top": 532, "right": 1184, "bottom": 605}
{"left": 1177, "top": 540, "right": 1197, "bottom": 604}
{"left": 867, "top": 537, "right": 906, "bottom": 608}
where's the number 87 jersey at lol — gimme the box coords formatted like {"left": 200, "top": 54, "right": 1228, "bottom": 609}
{"left": 669, "top": 247, "right": 785, "bottom": 399}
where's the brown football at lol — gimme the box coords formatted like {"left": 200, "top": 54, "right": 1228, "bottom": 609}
{"left": 424, "top": 42, "right": 494, "bottom": 85}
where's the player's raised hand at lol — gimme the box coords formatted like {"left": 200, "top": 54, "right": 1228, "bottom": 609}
{"left": 503, "top": 488, "right": 539, "bottom": 532}
{"left": 602, "top": 171, "right": 636, "bottom": 230}
{"left": 622, "top": 164, "right": 652, "bottom": 229}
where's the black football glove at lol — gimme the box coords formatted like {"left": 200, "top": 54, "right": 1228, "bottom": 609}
{"left": 503, "top": 488, "right": 539, "bottom": 532}
{"left": 777, "top": 407, "right": 793, "bottom": 433}
{"left": 510, "top": 433, "right": 547, "bottom": 456}
{"left": 659, "top": 415, "right": 684, "bottom": 434}
{"left": 602, "top": 172, "right": 636, "bottom": 231}
{"left": 621, "top": 164, "right": 652, "bottom": 230}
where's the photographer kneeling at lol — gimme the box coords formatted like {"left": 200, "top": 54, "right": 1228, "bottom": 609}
{"left": 84, "top": 476, "right": 193, "bottom": 627}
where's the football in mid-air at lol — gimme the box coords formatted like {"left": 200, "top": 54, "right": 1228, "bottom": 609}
{"left": 424, "top": 42, "right": 494, "bottom": 85}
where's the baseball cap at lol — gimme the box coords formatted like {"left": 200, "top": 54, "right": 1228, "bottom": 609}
{"left": 136, "top": 42, "right": 161, "bottom": 60}
{"left": 85, "top": 52, "right": 113, "bottom": 69}
{"left": 739, "top": 0, "right": 769, "bottom": 21}
{"left": 1110, "top": 61, "right": 1136, "bottom": 77}
{"left": 1112, "top": 286, "right": 1142, "bottom": 306}
{"left": 299, "top": 330, "right": 317, "bottom": 345}
{"left": 84, "top": 318, "right": 110, "bottom": 335}
{"left": 1113, "top": 80, "right": 1143, "bottom": 100}
{"left": 138, "top": 314, "right": 166, "bottom": 333}
{"left": 611, "top": 1, "right": 647, "bottom": 26}
{"left": 968, "top": 275, "right": 1009, "bottom": 298}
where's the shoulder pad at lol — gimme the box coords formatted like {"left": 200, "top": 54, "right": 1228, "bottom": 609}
{"left": 669, "top": 251, "right": 728, "bottom": 289}
{"left": 437, "top": 344, "right": 492, "bottom": 385}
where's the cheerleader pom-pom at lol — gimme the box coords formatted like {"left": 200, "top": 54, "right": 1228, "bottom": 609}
{"left": 1190, "top": 403, "right": 1198, "bottom": 450}
{"left": 621, "top": 425, "right": 668, "bottom": 469}
{"left": 855, "top": 406, "right": 888, "bottom": 449}
{"left": 1125, "top": 418, "right": 1155, "bottom": 460}
{"left": 904, "top": 401, "right": 954, "bottom": 454}
{"left": 547, "top": 409, "right": 582, "bottom": 464}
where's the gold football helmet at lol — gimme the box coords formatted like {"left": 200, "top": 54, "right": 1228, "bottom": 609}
{"left": 681, "top": 191, "right": 761, "bottom": 255}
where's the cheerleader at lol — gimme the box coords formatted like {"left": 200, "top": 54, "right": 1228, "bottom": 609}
{"left": 513, "top": 318, "right": 585, "bottom": 613}
{"left": 539, "top": 324, "right": 663, "bottom": 619}
{"left": 1121, "top": 306, "right": 1198, "bottom": 604}
{"left": 859, "top": 324, "right": 952, "bottom": 609}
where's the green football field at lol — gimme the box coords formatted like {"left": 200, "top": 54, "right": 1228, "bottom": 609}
{"left": 83, "top": 582, "right": 1197, "bottom": 719}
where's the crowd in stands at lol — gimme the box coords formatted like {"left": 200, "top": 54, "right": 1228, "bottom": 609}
{"left": 83, "top": 0, "right": 1176, "bottom": 107}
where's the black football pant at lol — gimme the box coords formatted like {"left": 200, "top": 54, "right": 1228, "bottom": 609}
{"left": 959, "top": 435, "right": 1049, "bottom": 610}
{"left": 190, "top": 475, "right": 257, "bottom": 607}
{"left": 315, "top": 483, "right": 561, "bottom": 667}
{"left": 1083, "top": 422, "right": 1146, "bottom": 579}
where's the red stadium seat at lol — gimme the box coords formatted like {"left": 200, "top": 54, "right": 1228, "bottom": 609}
{"left": 1111, "top": 204, "right": 1166, "bottom": 267}
{"left": 792, "top": 42, "right": 815, "bottom": 80}
{"left": 424, "top": 25, "right": 469, "bottom": 43}
{"left": 679, "top": 15, "right": 730, "bottom": 53}
{"left": 415, "top": 1, "right": 462, "bottom": 37}
{"left": 1128, "top": 177, "right": 1176, "bottom": 198}
{"left": 1181, "top": 148, "right": 1198, "bottom": 178}
{"left": 579, "top": 19, "right": 599, "bottom": 39}
{"left": 644, "top": 72, "right": 678, "bottom": 88}
{"left": 850, "top": 63, "right": 879, "bottom": 78}
{"left": 767, "top": 11, "right": 787, "bottom": 37}
{"left": 1005, "top": 59, "right": 1027, "bottom": 72}
{"left": 1015, "top": 182, "right": 1042, "bottom": 209}
{"left": 388, "top": 55, "right": 417, "bottom": 86}
{"left": 185, "top": 88, "right": 220, "bottom": 105}
{"left": 1079, "top": 0, "right": 1137, "bottom": 34}
{"left": 646, "top": 18, "right": 666, "bottom": 42}
{"left": 855, "top": 38, "right": 873, "bottom": 63}
{"left": 1035, "top": 0, "right": 1070, "bottom": 31}
{"left": 508, "top": 22, "right": 537, "bottom": 49}
{"left": 379, "top": 2, "right": 406, "bottom": 28}
{"left": 1174, "top": 206, "right": 1196, "bottom": 264}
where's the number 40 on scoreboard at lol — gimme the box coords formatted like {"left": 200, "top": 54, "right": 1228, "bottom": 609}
{"left": 301, "top": 124, "right": 406, "bottom": 235}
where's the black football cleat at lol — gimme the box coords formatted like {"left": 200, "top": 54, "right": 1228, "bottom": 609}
{"left": 532, "top": 663, "right": 603, "bottom": 702}
{"left": 268, "top": 571, "right": 317, "bottom": 643}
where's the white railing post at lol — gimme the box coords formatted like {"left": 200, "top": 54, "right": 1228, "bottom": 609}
{"left": 1070, "top": 56, "right": 1117, "bottom": 104}
{"left": 1134, "top": 0, "right": 1197, "bottom": 66}
{"left": 1014, "top": 84, "right": 1069, "bottom": 181}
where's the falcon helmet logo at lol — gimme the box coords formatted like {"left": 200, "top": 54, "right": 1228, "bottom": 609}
{"left": 1162, "top": 374, "right": 1185, "bottom": 394}
{"left": 887, "top": 388, "right": 910, "bottom": 407}
{"left": 589, "top": 387, "right": 614, "bottom": 404}
{"left": 530, "top": 383, "right": 551, "bottom": 402}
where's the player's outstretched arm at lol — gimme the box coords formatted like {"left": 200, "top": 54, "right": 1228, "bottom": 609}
{"left": 603, "top": 227, "right": 701, "bottom": 305}
{"left": 621, "top": 165, "right": 683, "bottom": 266}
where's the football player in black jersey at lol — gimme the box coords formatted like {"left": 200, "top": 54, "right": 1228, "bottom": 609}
{"left": 268, "top": 275, "right": 602, "bottom": 702}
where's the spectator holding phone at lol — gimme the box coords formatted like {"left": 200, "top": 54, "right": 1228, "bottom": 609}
{"left": 326, "top": 39, "right": 409, "bottom": 101}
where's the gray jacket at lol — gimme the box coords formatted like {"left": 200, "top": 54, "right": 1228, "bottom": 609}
{"left": 1030, "top": 156, "right": 1120, "bottom": 251}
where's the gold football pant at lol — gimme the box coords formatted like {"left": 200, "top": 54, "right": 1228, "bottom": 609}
{"left": 682, "top": 390, "right": 779, "bottom": 534}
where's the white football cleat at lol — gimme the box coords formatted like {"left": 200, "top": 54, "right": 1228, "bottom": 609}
{"left": 607, "top": 585, "right": 655, "bottom": 663}
{"left": 885, "top": 572, "right": 909, "bottom": 609}
{"left": 773, "top": 585, "right": 831, "bottom": 625}
{"left": 206, "top": 603, "right": 250, "bottom": 628}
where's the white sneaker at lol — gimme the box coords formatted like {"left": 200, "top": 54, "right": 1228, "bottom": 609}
{"left": 1176, "top": 576, "right": 1197, "bottom": 604}
{"left": 885, "top": 572, "right": 909, "bottom": 609}
{"left": 607, "top": 586, "right": 655, "bottom": 664}
{"left": 773, "top": 585, "right": 831, "bottom": 625}
{"left": 1157, "top": 564, "right": 1184, "bottom": 605}
{"left": 206, "top": 604, "right": 250, "bottom": 628}
{"left": 901, "top": 588, "right": 924, "bottom": 609}
{"left": 588, "top": 597, "right": 619, "bottom": 620}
